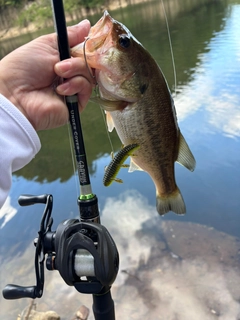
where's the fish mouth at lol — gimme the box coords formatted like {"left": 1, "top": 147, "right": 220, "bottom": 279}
{"left": 71, "top": 11, "right": 116, "bottom": 66}
{"left": 88, "top": 11, "right": 114, "bottom": 52}
{"left": 71, "top": 11, "right": 137, "bottom": 102}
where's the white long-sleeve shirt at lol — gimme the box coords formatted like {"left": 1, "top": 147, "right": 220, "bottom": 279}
{"left": 0, "top": 94, "right": 41, "bottom": 207}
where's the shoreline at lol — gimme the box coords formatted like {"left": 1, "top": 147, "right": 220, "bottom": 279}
{"left": 0, "top": 0, "right": 147, "bottom": 41}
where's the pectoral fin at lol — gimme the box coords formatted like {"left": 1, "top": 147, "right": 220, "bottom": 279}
{"left": 106, "top": 111, "right": 115, "bottom": 132}
{"left": 176, "top": 131, "right": 196, "bottom": 172}
{"left": 90, "top": 96, "right": 128, "bottom": 111}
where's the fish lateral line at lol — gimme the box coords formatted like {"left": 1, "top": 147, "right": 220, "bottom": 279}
{"left": 103, "top": 143, "right": 140, "bottom": 186}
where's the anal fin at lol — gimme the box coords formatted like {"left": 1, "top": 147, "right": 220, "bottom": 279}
{"left": 129, "top": 158, "right": 144, "bottom": 172}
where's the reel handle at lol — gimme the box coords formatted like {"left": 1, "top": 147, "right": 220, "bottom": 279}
{"left": 18, "top": 194, "right": 48, "bottom": 206}
{"left": 2, "top": 284, "right": 40, "bottom": 299}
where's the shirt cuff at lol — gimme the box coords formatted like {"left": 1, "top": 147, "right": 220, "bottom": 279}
{"left": 0, "top": 94, "right": 41, "bottom": 207}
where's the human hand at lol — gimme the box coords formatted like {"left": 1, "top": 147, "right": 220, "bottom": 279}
{"left": 0, "top": 20, "right": 93, "bottom": 131}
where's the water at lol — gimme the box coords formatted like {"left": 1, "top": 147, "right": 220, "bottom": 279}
{"left": 1, "top": 0, "right": 240, "bottom": 319}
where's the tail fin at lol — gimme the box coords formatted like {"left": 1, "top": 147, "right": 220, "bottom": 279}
{"left": 156, "top": 188, "right": 186, "bottom": 215}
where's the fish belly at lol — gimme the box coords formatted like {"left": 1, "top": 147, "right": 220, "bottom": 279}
{"left": 110, "top": 101, "right": 178, "bottom": 193}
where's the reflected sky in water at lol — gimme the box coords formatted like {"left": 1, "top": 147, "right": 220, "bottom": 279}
{"left": 176, "top": 4, "right": 240, "bottom": 137}
{"left": 1, "top": 190, "right": 240, "bottom": 319}
{"left": 1, "top": 0, "right": 240, "bottom": 318}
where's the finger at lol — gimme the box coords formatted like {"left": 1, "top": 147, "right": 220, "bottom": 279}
{"left": 67, "top": 20, "right": 91, "bottom": 47}
{"left": 54, "top": 58, "right": 93, "bottom": 83}
{"left": 56, "top": 76, "right": 92, "bottom": 108}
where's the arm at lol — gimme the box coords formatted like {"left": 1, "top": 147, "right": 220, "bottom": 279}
{"left": 0, "top": 20, "right": 93, "bottom": 207}
{"left": 0, "top": 95, "right": 40, "bottom": 207}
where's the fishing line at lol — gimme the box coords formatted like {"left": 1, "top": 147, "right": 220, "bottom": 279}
{"left": 160, "top": 0, "right": 177, "bottom": 96}
{"left": 83, "top": 37, "right": 97, "bottom": 85}
{"left": 84, "top": 36, "right": 115, "bottom": 156}
{"left": 83, "top": 37, "right": 115, "bottom": 155}
{"left": 100, "top": 108, "right": 115, "bottom": 155}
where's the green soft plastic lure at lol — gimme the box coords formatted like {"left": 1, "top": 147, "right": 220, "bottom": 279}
{"left": 103, "top": 144, "right": 140, "bottom": 186}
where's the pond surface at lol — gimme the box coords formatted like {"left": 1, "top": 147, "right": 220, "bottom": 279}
{"left": 1, "top": 0, "right": 240, "bottom": 319}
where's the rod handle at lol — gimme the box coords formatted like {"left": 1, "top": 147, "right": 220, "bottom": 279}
{"left": 92, "top": 288, "right": 115, "bottom": 320}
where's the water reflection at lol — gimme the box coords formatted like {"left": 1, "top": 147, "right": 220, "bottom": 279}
{"left": 0, "top": 196, "right": 17, "bottom": 229}
{"left": 176, "top": 4, "right": 240, "bottom": 137}
{"left": 1, "top": 191, "right": 240, "bottom": 319}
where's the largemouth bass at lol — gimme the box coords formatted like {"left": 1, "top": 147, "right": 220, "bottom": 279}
{"left": 71, "top": 11, "right": 196, "bottom": 215}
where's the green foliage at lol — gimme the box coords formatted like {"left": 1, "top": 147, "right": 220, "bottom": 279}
{"left": 63, "top": 0, "right": 104, "bottom": 18}
{"left": 63, "top": 0, "right": 82, "bottom": 19}
{"left": 0, "top": 0, "right": 22, "bottom": 10}
{"left": 1, "top": 0, "right": 107, "bottom": 28}
{"left": 80, "top": 0, "right": 103, "bottom": 8}
{"left": 16, "top": 0, "right": 53, "bottom": 28}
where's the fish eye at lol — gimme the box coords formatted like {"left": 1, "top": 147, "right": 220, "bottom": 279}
{"left": 119, "top": 35, "right": 131, "bottom": 48}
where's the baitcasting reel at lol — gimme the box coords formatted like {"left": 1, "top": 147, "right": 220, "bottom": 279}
{"left": 2, "top": 194, "right": 119, "bottom": 300}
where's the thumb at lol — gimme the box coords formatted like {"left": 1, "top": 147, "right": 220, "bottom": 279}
{"left": 67, "top": 20, "right": 91, "bottom": 48}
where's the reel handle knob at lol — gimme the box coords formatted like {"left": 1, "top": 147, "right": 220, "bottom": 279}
{"left": 2, "top": 284, "right": 39, "bottom": 299}
{"left": 18, "top": 194, "right": 49, "bottom": 206}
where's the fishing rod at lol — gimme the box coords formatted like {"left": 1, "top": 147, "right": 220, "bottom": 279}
{"left": 2, "top": 2, "right": 119, "bottom": 319}
{"left": 51, "top": 0, "right": 98, "bottom": 223}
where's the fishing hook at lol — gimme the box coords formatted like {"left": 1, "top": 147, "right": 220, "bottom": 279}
{"left": 83, "top": 37, "right": 98, "bottom": 86}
